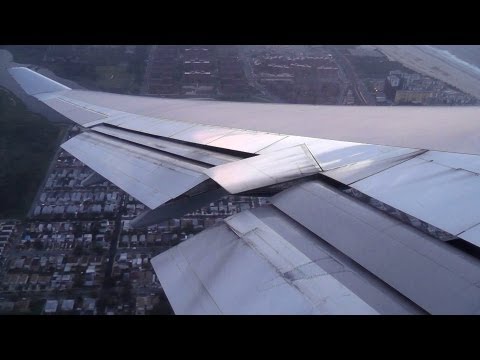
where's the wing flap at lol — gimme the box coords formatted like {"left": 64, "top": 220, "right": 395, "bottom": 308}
{"left": 91, "top": 125, "right": 239, "bottom": 166}
{"left": 152, "top": 206, "right": 379, "bottom": 315}
{"left": 61, "top": 132, "right": 209, "bottom": 209}
{"left": 349, "top": 152, "right": 480, "bottom": 239}
{"left": 204, "top": 144, "right": 321, "bottom": 194}
{"left": 271, "top": 181, "right": 480, "bottom": 314}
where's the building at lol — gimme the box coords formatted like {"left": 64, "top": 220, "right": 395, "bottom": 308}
{"left": 61, "top": 299, "right": 75, "bottom": 312}
{"left": 395, "top": 90, "right": 433, "bottom": 105}
{"left": 44, "top": 300, "right": 58, "bottom": 314}
{"left": 384, "top": 70, "right": 476, "bottom": 105}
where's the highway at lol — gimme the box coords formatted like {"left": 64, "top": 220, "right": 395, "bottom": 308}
{"left": 103, "top": 193, "right": 127, "bottom": 286}
{"left": 140, "top": 45, "right": 157, "bottom": 95}
{"left": 330, "top": 47, "right": 376, "bottom": 106}
{"left": 238, "top": 48, "right": 282, "bottom": 103}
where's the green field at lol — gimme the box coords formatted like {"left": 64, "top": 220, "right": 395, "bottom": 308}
{"left": 0, "top": 88, "right": 63, "bottom": 218}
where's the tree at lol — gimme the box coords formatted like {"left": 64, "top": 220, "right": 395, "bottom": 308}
{"left": 33, "top": 240, "right": 43, "bottom": 251}
{"left": 92, "top": 243, "right": 105, "bottom": 256}
{"left": 0, "top": 88, "right": 61, "bottom": 218}
{"left": 121, "top": 283, "right": 132, "bottom": 303}
{"left": 103, "top": 277, "right": 115, "bottom": 289}
{"left": 73, "top": 245, "right": 83, "bottom": 256}
{"left": 149, "top": 295, "right": 174, "bottom": 315}
{"left": 29, "top": 299, "right": 45, "bottom": 315}
{"left": 73, "top": 275, "right": 83, "bottom": 288}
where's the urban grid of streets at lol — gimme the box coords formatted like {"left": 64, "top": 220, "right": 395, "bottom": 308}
{"left": 0, "top": 124, "right": 268, "bottom": 315}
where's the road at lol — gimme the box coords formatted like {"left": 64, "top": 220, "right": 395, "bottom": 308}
{"left": 140, "top": 45, "right": 157, "bottom": 95}
{"left": 103, "top": 193, "right": 127, "bottom": 286}
{"left": 330, "top": 48, "right": 376, "bottom": 106}
{"left": 0, "top": 286, "right": 101, "bottom": 298}
{"left": 238, "top": 48, "right": 282, "bottom": 103}
{"left": 114, "top": 246, "right": 169, "bottom": 255}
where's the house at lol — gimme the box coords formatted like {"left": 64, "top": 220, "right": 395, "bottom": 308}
{"left": 80, "top": 256, "right": 89, "bottom": 267}
{"left": 61, "top": 299, "right": 75, "bottom": 312}
{"left": 14, "top": 299, "right": 31, "bottom": 313}
{"left": 131, "top": 235, "right": 138, "bottom": 245}
{"left": 38, "top": 275, "right": 51, "bottom": 286}
{"left": 132, "top": 258, "right": 142, "bottom": 268}
{"left": 14, "top": 258, "right": 25, "bottom": 269}
{"left": 23, "top": 258, "right": 33, "bottom": 270}
{"left": 0, "top": 301, "right": 15, "bottom": 312}
{"left": 40, "top": 256, "right": 48, "bottom": 267}
{"left": 6, "top": 274, "right": 19, "bottom": 285}
{"left": 29, "top": 274, "right": 39, "bottom": 285}
{"left": 18, "top": 274, "right": 29, "bottom": 286}
{"left": 56, "top": 255, "right": 64, "bottom": 268}
{"left": 44, "top": 300, "right": 58, "bottom": 314}
{"left": 30, "top": 258, "right": 40, "bottom": 272}
{"left": 135, "top": 295, "right": 157, "bottom": 315}
{"left": 83, "top": 298, "right": 96, "bottom": 314}
{"left": 90, "top": 256, "right": 103, "bottom": 266}
{"left": 83, "top": 234, "right": 93, "bottom": 244}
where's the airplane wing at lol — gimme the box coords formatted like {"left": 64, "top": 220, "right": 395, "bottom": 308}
{"left": 9, "top": 66, "right": 480, "bottom": 315}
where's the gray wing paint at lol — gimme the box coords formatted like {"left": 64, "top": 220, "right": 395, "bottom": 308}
{"left": 9, "top": 66, "right": 480, "bottom": 155}
{"left": 9, "top": 66, "right": 480, "bottom": 314}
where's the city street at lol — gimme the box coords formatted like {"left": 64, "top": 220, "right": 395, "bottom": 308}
{"left": 330, "top": 47, "right": 376, "bottom": 105}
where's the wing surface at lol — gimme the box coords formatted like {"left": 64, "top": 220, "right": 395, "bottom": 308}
{"left": 9, "top": 67, "right": 480, "bottom": 314}
{"left": 9, "top": 66, "right": 480, "bottom": 154}
{"left": 153, "top": 181, "right": 480, "bottom": 315}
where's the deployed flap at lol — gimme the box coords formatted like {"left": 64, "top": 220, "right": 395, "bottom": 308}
{"left": 61, "top": 132, "right": 209, "bottom": 209}
{"left": 130, "top": 187, "right": 228, "bottom": 228}
{"left": 349, "top": 151, "right": 480, "bottom": 242}
{"left": 92, "top": 125, "right": 240, "bottom": 166}
{"left": 203, "top": 144, "right": 321, "bottom": 194}
{"left": 152, "top": 208, "right": 378, "bottom": 315}
{"left": 272, "top": 181, "right": 480, "bottom": 314}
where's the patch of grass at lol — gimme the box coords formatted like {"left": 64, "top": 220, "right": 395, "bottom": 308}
{"left": 0, "top": 87, "right": 63, "bottom": 218}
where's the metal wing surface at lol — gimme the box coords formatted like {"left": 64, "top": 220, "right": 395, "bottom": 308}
{"left": 9, "top": 66, "right": 480, "bottom": 314}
